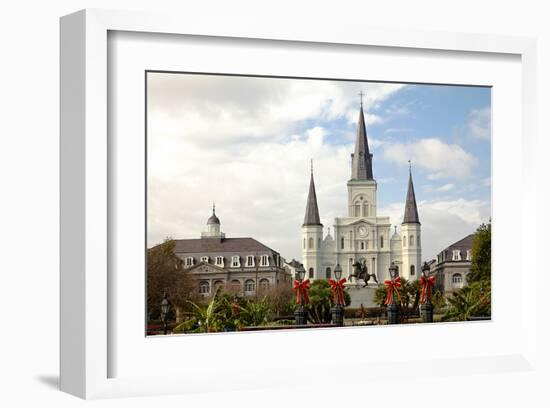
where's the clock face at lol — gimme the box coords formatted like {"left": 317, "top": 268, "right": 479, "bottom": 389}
{"left": 358, "top": 225, "right": 368, "bottom": 237}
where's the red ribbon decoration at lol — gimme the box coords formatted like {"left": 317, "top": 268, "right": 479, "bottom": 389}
{"left": 293, "top": 279, "right": 311, "bottom": 305}
{"left": 384, "top": 277, "right": 402, "bottom": 305}
{"left": 420, "top": 275, "right": 436, "bottom": 304}
{"left": 328, "top": 278, "right": 347, "bottom": 305}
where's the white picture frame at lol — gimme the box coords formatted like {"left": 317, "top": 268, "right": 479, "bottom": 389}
{"left": 60, "top": 9, "right": 538, "bottom": 399}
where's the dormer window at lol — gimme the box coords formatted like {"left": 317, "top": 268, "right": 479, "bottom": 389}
{"left": 215, "top": 256, "right": 224, "bottom": 266}
{"left": 260, "top": 255, "right": 269, "bottom": 266}
{"left": 185, "top": 257, "right": 194, "bottom": 266}
{"left": 201, "top": 256, "right": 209, "bottom": 263}
{"left": 466, "top": 250, "right": 472, "bottom": 261}
{"left": 452, "top": 250, "right": 461, "bottom": 261}
{"left": 246, "top": 255, "right": 255, "bottom": 267}
{"left": 231, "top": 256, "right": 240, "bottom": 268}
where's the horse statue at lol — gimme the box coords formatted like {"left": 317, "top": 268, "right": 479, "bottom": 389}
{"left": 348, "top": 260, "right": 378, "bottom": 288}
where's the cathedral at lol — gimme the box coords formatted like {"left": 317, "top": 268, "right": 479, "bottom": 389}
{"left": 301, "top": 101, "right": 422, "bottom": 283}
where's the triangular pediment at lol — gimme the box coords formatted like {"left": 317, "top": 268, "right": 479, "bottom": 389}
{"left": 186, "top": 262, "right": 225, "bottom": 274}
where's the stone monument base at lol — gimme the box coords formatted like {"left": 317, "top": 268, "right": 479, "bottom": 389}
{"left": 345, "top": 281, "right": 380, "bottom": 308}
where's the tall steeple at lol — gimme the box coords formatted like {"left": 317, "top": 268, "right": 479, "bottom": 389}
{"left": 403, "top": 161, "right": 420, "bottom": 224}
{"left": 350, "top": 92, "right": 374, "bottom": 180}
{"left": 303, "top": 160, "right": 322, "bottom": 226}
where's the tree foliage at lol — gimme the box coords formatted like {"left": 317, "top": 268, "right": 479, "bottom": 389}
{"left": 467, "top": 222, "right": 491, "bottom": 283}
{"left": 441, "top": 281, "right": 491, "bottom": 321}
{"left": 147, "top": 238, "right": 197, "bottom": 320}
{"left": 443, "top": 222, "right": 492, "bottom": 321}
{"left": 174, "top": 289, "right": 272, "bottom": 333}
{"left": 305, "top": 280, "right": 351, "bottom": 324}
{"left": 373, "top": 277, "right": 420, "bottom": 310}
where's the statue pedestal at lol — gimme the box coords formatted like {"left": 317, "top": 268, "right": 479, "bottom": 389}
{"left": 344, "top": 281, "right": 379, "bottom": 308}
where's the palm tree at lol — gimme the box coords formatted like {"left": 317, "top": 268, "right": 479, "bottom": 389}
{"left": 441, "top": 281, "right": 491, "bottom": 321}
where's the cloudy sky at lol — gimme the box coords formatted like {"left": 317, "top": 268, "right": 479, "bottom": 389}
{"left": 147, "top": 72, "right": 491, "bottom": 261}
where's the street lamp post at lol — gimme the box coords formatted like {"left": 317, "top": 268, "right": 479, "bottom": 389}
{"left": 420, "top": 262, "right": 434, "bottom": 323}
{"left": 160, "top": 292, "right": 170, "bottom": 335}
{"left": 294, "top": 264, "right": 309, "bottom": 325}
{"left": 330, "top": 264, "right": 345, "bottom": 327}
{"left": 386, "top": 263, "right": 400, "bottom": 324}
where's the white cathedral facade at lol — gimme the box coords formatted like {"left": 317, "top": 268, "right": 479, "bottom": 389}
{"left": 301, "top": 102, "right": 422, "bottom": 283}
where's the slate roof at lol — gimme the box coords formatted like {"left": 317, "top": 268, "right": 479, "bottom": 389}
{"left": 173, "top": 237, "right": 277, "bottom": 254}
{"left": 402, "top": 169, "right": 420, "bottom": 224}
{"left": 437, "top": 234, "right": 475, "bottom": 263}
{"left": 350, "top": 106, "right": 374, "bottom": 180}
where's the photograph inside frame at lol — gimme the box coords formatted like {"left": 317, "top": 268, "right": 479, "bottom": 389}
{"left": 145, "top": 72, "right": 492, "bottom": 335}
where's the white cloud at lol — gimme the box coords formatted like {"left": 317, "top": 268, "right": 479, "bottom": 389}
{"left": 380, "top": 198, "right": 490, "bottom": 260}
{"left": 423, "top": 183, "right": 455, "bottom": 193}
{"left": 382, "top": 138, "right": 477, "bottom": 180}
{"left": 147, "top": 73, "right": 489, "bottom": 264}
{"left": 148, "top": 73, "right": 405, "bottom": 149}
{"left": 467, "top": 107, "right": 491, "bottom": 140}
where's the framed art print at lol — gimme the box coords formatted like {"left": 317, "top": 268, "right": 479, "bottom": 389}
{"left": 60, "top": 9, "right": 538, "bottom": 399}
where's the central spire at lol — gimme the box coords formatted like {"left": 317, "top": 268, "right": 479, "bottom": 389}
{"left": 303, "top": 160, "right": 322, "bottom": 226}
{"left": 350, "top": 94, "right": 374, "bottom": 180}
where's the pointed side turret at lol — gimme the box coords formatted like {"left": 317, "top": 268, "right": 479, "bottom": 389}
{"left": 303, "top": 163, "right": 322, "bottom": 226}
{"left": 302, "top": 161, "right": 323, "bottom": 280}
{"left": 403, "top": 166, "right": 420, "bottom": 224}
{"left": 401, "top": 162, "right": 421, "bottom": 281}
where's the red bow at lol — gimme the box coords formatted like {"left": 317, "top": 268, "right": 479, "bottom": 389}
{"left": 328, "top": 278, "right": 347, "bottom": 305}
{"left": 384, "top": 277, "right": 402, "bottom": 305}
{"left": 293, "top": 279, "right": 311, "bottom": 305}
{"left": 420, "top": 275, "right": 436, "bottom": 304}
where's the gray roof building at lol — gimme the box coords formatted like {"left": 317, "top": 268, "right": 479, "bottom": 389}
{"left": 171, "top": 206, "right": 291, "bottom": 299}
{"left": 430, "top": 234, "right": 475, "bottom": 295}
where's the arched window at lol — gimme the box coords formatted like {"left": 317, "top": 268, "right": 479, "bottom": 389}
{"left": 318, "top": 238, "right": 321, "bottom": 249}
{"left": 452, "top": 273, "right": 464, "bottom": 288}
{"left": 259, "top": 278, "right": 270, "bottom": 291}
{"left": 417, "top": 235, "right": 420, "bottom": 247}
{"left": 244, "top": 279, "right": 256, "bottom": 292}
{"left": 410, "top": 265, "right": 415, "bottom": 276}
{"left": 360, "top": 241, "right": 365, "bottom": 250}
{"left": 325, "top": 267, "right": 331, "bottom": 279}
{"left": 230, "top": 280, "right": 241, "bottom": 292}
{"left": 380, "top": 235, "right": 384, "bottom": 248}
{"left": 308, "top": 268, "right": 314, "bottom": 279}
{"left": 308, "top": 238, "right": 313, "bottom": 249}
{"left": 409, "top": 235, "right": 414, "bottom": 246}
{"left": 341, "top": 237, "right": 345, "bottom": 249}
{"left": 199, "top": 281, "right": 210, "bottom": 294}
{"left": 355, "top": 203, "right": 360, "bottom": 217}
{"left": 213, "top": 280, "right": 224, "bottom": 291}
{"left": 403, "top": 235, "right": 407, "bottom": 247}
{"left": 363, "top": 202, "right": 369, "bottom": 217}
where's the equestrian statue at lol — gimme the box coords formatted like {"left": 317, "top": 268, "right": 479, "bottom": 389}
{"left": 348, "top": 260, "right": 378, "bottom": 287}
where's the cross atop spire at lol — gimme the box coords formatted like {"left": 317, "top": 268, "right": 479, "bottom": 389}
{"left": 212, "top": 202, "right": 216, "bottom": 214}
{"left": 358, "top": 90, "right": 364, "bottom": 108}
{"left": 350, "top": 102, "right": 374, "bottom": 180}
{"left": 408, "top": 160, "right": 412, "bottom": 173}
{"left": 310, "top": 159, "right": 313, "bottom": 176}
